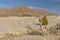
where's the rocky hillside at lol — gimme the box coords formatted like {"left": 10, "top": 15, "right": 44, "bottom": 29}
{"left": 0, "top": 5, "right": 56, "bottom": 17}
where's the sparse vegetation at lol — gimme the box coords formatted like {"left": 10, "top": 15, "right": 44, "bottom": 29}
{"left": 56, "top": 24, "right": 60, "bottom": 30}
{"left": 49, "top": 27, "right": 58, "bottom": 35}
{"left": 49, "top": 24, "right": 60, "bottom": 35}
{"left": 39, "top": 19, "right": 42, "bottom": 28}
{"left": 0, "top": 16, "right": 60, "bottom": 40}
{"left": 38, "top": 16, "right": 48, "bottom": 29}
{"left": 22, "top": 14, "right": 32, "bottom": 17}
{"left": 41, "top": 16, "right": 48, "bottom": 25}
{"left": 25, "top": 26, "right": 45, "bottom": 36}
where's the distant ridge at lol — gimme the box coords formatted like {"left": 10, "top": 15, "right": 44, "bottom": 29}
{"left": 0, "top": 5, "right": 57, "bottom": 17}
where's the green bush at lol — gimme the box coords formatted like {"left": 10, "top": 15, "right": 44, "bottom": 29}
{"left": 22, "top": 14, "right": 32, "bottom": 17}
{"left": 41, "top": 16, "right": 48, "bottom": 25}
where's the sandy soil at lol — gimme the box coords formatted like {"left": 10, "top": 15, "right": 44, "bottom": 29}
{"left": 0, "top": 16, "right": 60, "bottom": 40}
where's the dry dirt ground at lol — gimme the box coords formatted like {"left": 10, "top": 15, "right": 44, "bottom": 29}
{"left": 0, "top": 16, "right": 60, "bottom": 40}
{"left": 0, "top": 35, "right": 60, "bottom": 40}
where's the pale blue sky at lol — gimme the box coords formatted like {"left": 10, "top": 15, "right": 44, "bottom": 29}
{"left": 0, "top": 0, "right": 60, "bottom": 14}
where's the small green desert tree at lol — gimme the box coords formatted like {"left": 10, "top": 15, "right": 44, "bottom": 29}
{"left": 41, "top": 16, "right": 48, "bottom": 34}
{"left": 41, "top": 16, "right": 48, "bottom": 25}
{"left": 39, "top": 16, "right": 48, "bottom": 29}
{"left": 39, "top": 19, "right": 42, "bottom": 28}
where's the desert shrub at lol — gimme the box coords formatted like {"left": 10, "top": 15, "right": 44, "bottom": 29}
{"left": 28, "top": 29, "right": 40, "bottom": 35}
{"left": 28, "top": 29, "right": 44, "bottom": 36}
{"left": 25, "top": 25, "right": 32, "bottom": 34}
{"left": 41, "top": 16, "right": 48, "bottom": 25}
{"left": 49, "top": 24, "right": 60, "bottom": 35}
{"left": 26, "top": 26, "right": 40, "bottom": 35}
{"left": 56, "top": 24, "right": 60, "bottom": 30}
{"left": 22, "top": 14, "right": 32, "bottom": 17}
{"left": 49, "top": 27, "right": 58, "bottom": 35}
{"left": 25, "top": 26, "right": 44, "bottom": 36}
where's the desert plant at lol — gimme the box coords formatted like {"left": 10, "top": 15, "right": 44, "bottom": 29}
{"left": 56, "top": 24, "right": 60, "bottom": 30}
{"left": 28, "top": 28, "right": 39, "bottom": 35}
{"left": 48, "top": 24, "right": 60, "bottom": 35}
{"left": 53, "top": 24, "right": 60, "bottom": 35}
{"left": 25, "top": 25, "right": 32, "bottom": 34}
{"left": 41, "top": 16, "right": 48, "bottom": 25}
{"left": 49, "top": 27, "right": 58, "bottom": 34}
{"left": 23, "top": 14, "right": 32, "bottom": 17}
{"left": 27, "top": 28, "right": 44, "bottom": 36}
{"left": 39, "top": 19, "right": 42, "bottom": 28}
{"left": 41, "top": 16, "right": 48, "bottom": 32}
{"left": 38, "top": 16, "right": 48, "bottom": 29}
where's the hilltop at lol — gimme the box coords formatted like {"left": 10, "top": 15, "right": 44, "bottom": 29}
{"left": 0, "top": 5, "right": 57, "bottom": 17}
